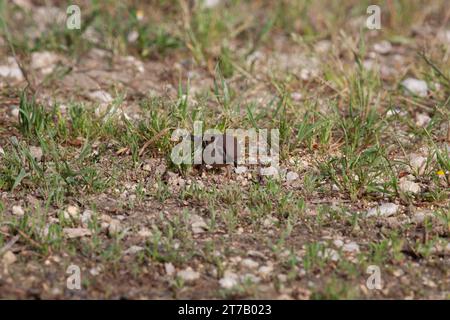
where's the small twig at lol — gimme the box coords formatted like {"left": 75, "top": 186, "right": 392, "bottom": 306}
{"left": 419, "top": 52, "right": 450, "bottom": 84}
{"left": 139, "top": 127, "right": 172, "bottom": 157}
{"left": 0, "top": 235, "right": 20, "bottom": 256}
{"left": 16, "top": 229, "right": 43, "bottom": 250}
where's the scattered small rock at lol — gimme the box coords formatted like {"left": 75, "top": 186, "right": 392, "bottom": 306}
{"left": 177, "top": 267, "right": 200, "bottom": 282}
{"left": 401, "top": 78, "right": 428, "bottom": 97}
{"left": 124, "top": 245, "right": 144, "bottom": 255}
{"left": 87, "top": 90, "right": 113, "bottom": 104}
{"left": 203, "top": 0, "right": 221, "bottom": 8}
{"left": 89, "top": 265, "right": 103, "bottom": 276}
{"left": 9, "top": 106, "right": 19, "bottom": 119}
{"left": 240, "top": 258, "right": 259, "bottom": 270}
{"left": 31, "top": 51, "right": 60, "bottom": 75}
{"left": 258, "top": 265, "right": 274, "bottom": 278}
{"left": 108, "top": 219, "right": 122, "bottom": 236}
{"left": 65, "top": 205, "right": 79, "bottom": 219}
{"left": 63, "top": 228, "right": 92, "bottom": 239}
{"left": 412, "top": 210, "right": 433, "bottom": 224}
{"left": 342, "top": 242, "right": 360, "bottom": 253}
{"left": 392, "top": 269, "right": 405, "bottom": 277}
{"left": 367, "top": 203, "right": 399, "bottom": 217}
{"left": 190, "top": 214, "right": 208, "bottom": 234}
{"left": 29, "top": 146, "right": 43, "bottom": 162}
{"left": 373, "top": 41, "right": 392, "bottom": 54}
{"left": 314, "top": 40, "right": 331, "bottom": 53}
{"left": 277, "top": 274, "right": 287, "bottom": 282}
{"left": 285, "top": 171, "right": 299, "bottom": 183}
{"left": 165, "top": 263, "right": 175, "bottom": 276}
{"left": 127, "top": 30, "right": 139, "bottom": 43}
{"left": 399, "top": 178, "right": 421, "bottom": 194}
{"left": 333, "top": 239, "right": 344, "bottom": 247}
{"left": 262, "top": 216, "right": 278, "bottom": 228}
{"left": 2, "top": 251, "right": 17, "bottom": 266}
{"left": 155, "top": 164, "right": 167, "bottom": 177}
{"left": 409, "top": 154, "right": 427, "bottom": 174}
{"left": 142, "top": 164, "right": 152, "bottom": 172}
{"left": 260, "top": 166, "right": 279, "bottom": 177}
{"left": 219, "top": 271, "right": 239, "bottom": 289}
{"left": 138, "top": 228, "right": 152, "bottom": 238}
{"left": 235, "top": 166, "right": 247, "bottom": 174}
{"left": 122, "top": 56, "right": 145, "bottom": 73}
{"left": 415, "top": 113, "right": 431, "bottom": 127}
{"left": 291, "top": 92, "right": 303, "bottom": 101}
{"left": 0, "top": 57, "right": 24, "bottom": 81}
{"left": 12, "top": 205, "right": 25, "bottom": 216}
{"left": 320, "top": 248, "right": 340, "bottom": 261}
{"left": 81, "top": 210, "right": 93, "bottom": 226}
{"left": 241, "top": 273, "right": 261, "bottom": 284}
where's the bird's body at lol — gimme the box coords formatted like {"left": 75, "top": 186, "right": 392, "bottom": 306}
{"left": 191, "top": 134, "right": 238, "bottom": 176}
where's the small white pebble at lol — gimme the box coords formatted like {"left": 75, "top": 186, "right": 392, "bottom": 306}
{"left": 12, "top": 205, "right": 24, "bottom": 216}
{"left": 177, "top": 267, "right": 200, "bottom": 282}
{"left": 402, "top": 78, "right": 428, "bottom": 97}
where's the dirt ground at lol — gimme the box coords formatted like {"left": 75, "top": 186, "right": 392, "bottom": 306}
{"left": 0, "top": 0, "right": 449, "bottom": 299}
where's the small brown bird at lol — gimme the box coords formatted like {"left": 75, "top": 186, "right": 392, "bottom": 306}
{"left": 191, "top": 134, "right": 238, "bottom": 177}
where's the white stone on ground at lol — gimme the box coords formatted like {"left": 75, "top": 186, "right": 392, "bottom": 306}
{"left": 29, "top": 146, "right": 43, "bottom": 162}
{"left": 127, "top": 30, "right": 139, "bottom": 43}
{"left": 31, "top": 51, "right": 60, "bottom": 75}
{"left": 240, "top": 258, "right": 259, "bottom": 269}
{"left": 285, "top": 171, "right": 299, "bottom": 182}
{"left": 373, "top": 41, "right": 392, "bottom": 54}
{"left": 342, "top": 242, "right": 360, "bottom": 253}
{"left": 190, "top": 214, "right": 208, "bottom": 234}
{"left": 333, "top": 239, "right": 344, "bottom": 247}
{"left": 291, "top": 92, "right": 303, "bottom": 101}
{"left": 401, "top": 78, "right": 428, "bottom": 97}
{"left": 63, "top": 228, "right": 92, "bottom": 238}
{"left": 81, "top": 210, "right": 93, "bottom": 226}
{"left": 87, "top": 90, "right": 113, "bottom": 104}
{"left": 367, "top": 203, "right": 399, "bottom": 217}
{"left": 235, "top": 166, "right": 247, "bottom": 174}
{"left": 66, "top": 205, "right": 79, "bottom": 219}
{"left": 0, "top": 57, "right": 24, "bottom": 81}
{"left": 203, "top": 0, "right": 221, "bottom": 8}
{"left": 108, "top": 219, "right": 122, "bottom": 236}
{"left": 258, "top": 265, "right": 274, "bottom": 278}
{"left": 9, "top": 106, "right": 20, "bottom": 119}
{"left": 12, "top": 205, "right": 25, "bottom": 216}
{"left": 412, "top": 210, "right": 433, "bottom": 224}
{"left": 165, "top": 263, "right": 175, "bottom": 276}
{"left": 319, "top": 248, "right": 340, "bottom": 261}
{"left": 219, "top": 271, "right": 239, "bottom": 289}
{"left": 177, "top": 267, "right": 200, "bottom": 282}
{"left": 124, "top": 246, "right": 144, "bottom": 255}
{"left": 415, "top": 113, "right": 431, "bottom": 127}
{"left": 2, "top": 251, "right": 17, "bottom": 266}
{"left": 409, "top": 154, "right": 427, "bottom": 174}
{"left": 398, "top": 178, "right": 421, "bottom": 194}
